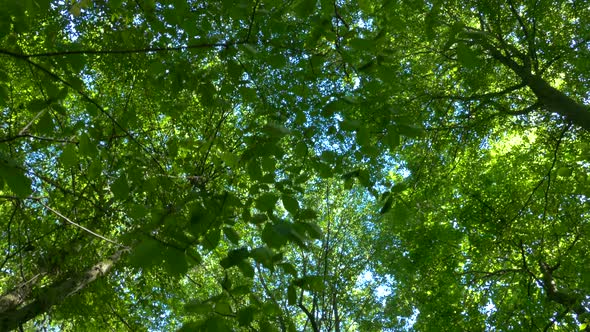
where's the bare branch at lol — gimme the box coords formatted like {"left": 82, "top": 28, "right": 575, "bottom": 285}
{"left": 0, "top": 42, "right": 244, "bottom": 59}
{"left": 40, "top": 203, "right": 127, "bottom": 248}
{"left": 0, "top": 134, "right": 77, "bottom": 144}
{"left": 430, "top": 83, "right": 527, "bottom": 102}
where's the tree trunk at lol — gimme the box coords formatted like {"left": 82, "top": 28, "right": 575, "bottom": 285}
{"left": 0, "top": 249, "right": 125, "bottom": 331}
{"left": 0, "top": 273, "right": 45, "bottom": 313}
{"left": 468, "top": 30, "right": 590, "bottom": 131}
{"left": 525, "top": 75, "right": 590, "bottom": 131}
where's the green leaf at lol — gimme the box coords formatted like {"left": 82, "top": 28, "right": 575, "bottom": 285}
{"left": 220, "top": 247, "right": 249, "bottom": 269}
{"left": 184, "top": 300, "right": 213, "bottom": 314}
{"left": 0, "top": 84, "right": 9, "bottom": 106}
{"left": 164, "top": 248, "right": 188, "bottom": 276}
{"left": 1, "top": 166, "right": 32, "bottom": 198}
{"left": 227, "top": 60, "right": 242, "bottom": 82}
{"left": 78, "top": 133, "right": 98, "bottom": 157}
{"left": 391, "top": 182, "right": 408, "bottom": 193}
{"left": 261, "top": 173, "right": 275, "bottom": 184}
{"left": 287, "top": 285, "right": 297, "bottom": 305}
{"left": 250, "top": 213, "right": 267, "bottom": 224}
{"left": 323, "top": 99, "right": 350, "bottom": 117}
{"left": 190, "top": 205, "right": 215, "bottom": 236}
{"left": 60, "top": 145, "right": 78, "bottom": 168}
{"left": 293, "top": 0, "right": 315, "bottom": 18}
{"left": 238, "top": 261, "right": 255, "bottom": 278}
{"left": 204, "top": 316, "right": 232, "bottom": 332}
{"left": 247, "top": 160, "right": 263, "bottom": 180}
{"left": 256, "top": 193, "right": 278, "bottom": 212}
{"left": 214, "top": 300, "right": 232, "bottom": 315}
{"left": 84, "top": 101, "right": 98, "bottom": 116}
{"left": 294, "top": 141, "right": 308, "bottom": 156}
{"left": 129, "top": 238, "right": 162, "bottom": 269}
{"left": 357, "top": 169, "right": 371, "bottom": 188}
{"left": 262, "top": 123, "right": 289, "bottom": 138}
{"left": 356, "top": 127, "right": 371, "bottom": 147}
{"left": 281, "top": 195, "right": 300, "bottom": 214}
{"left": 128, "top": 204, "right": 148, "bottom": 220}
{"left": 397, "top": 124, "right": 425, "bottom": 138}
{"left": 178, "top": 322, "right": 201, "bottom": 332}
{"left": 340, "top": 119, "right": 361, "bottom": 131}
{"left": 28, "top": 98, "right": 49, "bottom": 112}
{"left": 315, "top": 162, "right": 332, "bottom": 178}
{"left": 287, "top": 227, "right": 308, "bottom": 249}
{"left": 250, "top": 246, "right": 274, "bottom": 269}
{"left": 51, "top": 103, "right": 67, "bottom": 116}
{"left": 231, "top": 284, "right": 252, "bottom": 296}
{"left": 297, "top": 221, "right": 322, "bottom": 239}
{"left": 456, "top": 42, "right": 479, "bottom": 68}
{"left": 320, "top": 150, "right": 337, "bottom": 163}
{"left": 557, "top": 167, "right": 573, "bottom": 177}
{"left": 111, "top": 174, "right": 129, "bottom": 200}
{"left": 203, "top": 228, "right": 221, "bottom": 250}
{"left": 385, "top": 128, "right": 401, "bottom": 150}
{"left": 279, "top": 263, "right": 298, "bottom": 276}
{"left": 223, "top": 227, "right": 241, "bottom": 244}
{"left": 260, "top": 156, "right": 276, "bottom": 173}
{"left": 242, "top": 44, "right": 258, "bottom": 55}
{"left": 380, "top": 196, "right": 393, "bottom": 214}
{"left": 293, "top": 275, "right": 325, "bottom": 292}
{"left": 186, "top": 248, "right": 203, "bottom": 265}
{"left": 87, "top": 159, "right": 102, "bottom": 179}
{"left": 358, "top": 0, "right": 372, "bottom": 11}
{"left": 348, "top": 38, "right": 376, "bottom": 50}
{"left": 36, "top": 111, "right": 54, "bottom": 135}
{"left": 298, "top": 208, "right": 318, "bottom": 220}
{"left": 237, "top": 306, "right": 255, "bottom": 326}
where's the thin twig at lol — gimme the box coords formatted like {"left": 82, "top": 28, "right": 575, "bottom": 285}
{"left": 0, "top": 134, "right": 77, "bottom": 144}
{"left": 40, "top": 202, "right": 127, "bottom": 248}
{"left": 0, "top": 42, "right": 244, "bottom": 59}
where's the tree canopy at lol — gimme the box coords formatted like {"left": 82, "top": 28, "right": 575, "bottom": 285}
{"left": 0, "top": 0, "right": 589, "bottom": 331}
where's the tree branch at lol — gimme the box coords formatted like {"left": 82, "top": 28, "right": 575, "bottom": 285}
{"left": 0, "top": 134, "right": 77, "bottom": 144}
{"left": 40, "top": 202, "right": 127, "bottom": 248}
{"left": 0, "top": 42, "right": 244, "bottom": 59}
{"left": 463, "top": 28, "right": 590, "bottom": 131}
{"left": 297, "top": 301, "right": 320, "bottom": 332}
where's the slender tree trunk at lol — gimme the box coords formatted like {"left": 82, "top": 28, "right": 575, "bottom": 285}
{"left": 0, "top": 249, "right": 125, "bottom": 331}
{"left": 332, "top": 292, "right": 340, "bottom": 332}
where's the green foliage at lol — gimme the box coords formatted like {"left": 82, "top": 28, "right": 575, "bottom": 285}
{"left": 0, "top": 158, "right": 32, "bottom": 198}
{"left": 1, "top": 0, "right": 589, "bottom": 331}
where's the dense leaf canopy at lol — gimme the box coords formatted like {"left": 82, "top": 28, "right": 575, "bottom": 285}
{"left": 0, "top": 0, "right": 589, "bottom": 331}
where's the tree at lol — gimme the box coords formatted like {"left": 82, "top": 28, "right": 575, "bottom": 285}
{"left": 363, "top": 1, "right": 590, "bottom": 330}
{"left": 0, "top": 0, "right": 588, "bottom": 331}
